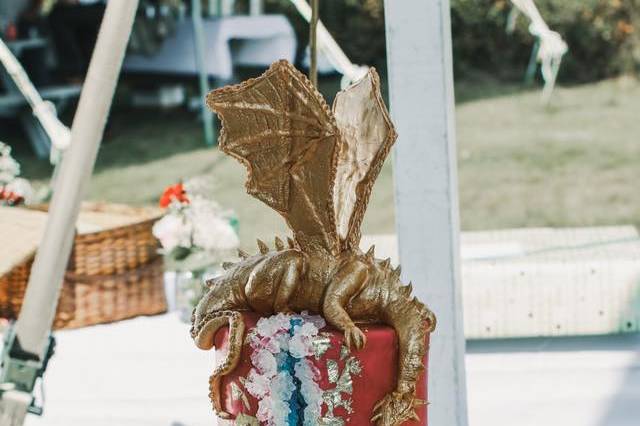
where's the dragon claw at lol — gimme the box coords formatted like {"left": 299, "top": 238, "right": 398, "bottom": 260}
{"left": 371, "top": 392, "right": 425, "bottom": 426}
{"left": 217, "top": 410, "right": 232, "bottom": 420}
{"left": 344, "top": 325, "right": 367, "bottom": 351}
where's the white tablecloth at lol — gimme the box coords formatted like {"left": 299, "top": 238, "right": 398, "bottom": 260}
{"left": 123, "top": 15, "right": 296, "bottom": 80}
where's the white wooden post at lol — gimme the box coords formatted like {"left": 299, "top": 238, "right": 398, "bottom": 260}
{"left": 384, "top": 1, "right": 469, "bottom": 425}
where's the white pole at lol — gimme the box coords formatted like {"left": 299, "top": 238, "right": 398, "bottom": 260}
{"left": 384, "top": 1, "right": 469, "bottom": 425}
{"left": 13, "top": 0, "right": 139, "bottom": 359}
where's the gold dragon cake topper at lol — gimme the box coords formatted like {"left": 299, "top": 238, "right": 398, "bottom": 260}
{"left": 190, "top": 60, "right": 436, "bottom": 426}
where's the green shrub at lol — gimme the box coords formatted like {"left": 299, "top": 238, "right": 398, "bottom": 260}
{"left": 451, "top": 0, "right": 640, "bottom": 81}
{"left": 253, "top": 0, "right": 387, "bottom": 68}
{"left": 248, "top": 0, "right": 639, "bottom": 82}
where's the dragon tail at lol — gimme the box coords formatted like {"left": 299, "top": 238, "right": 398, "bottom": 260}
{"left": 385, "top": 289, "right": 435, "bottom": 395}
{"left": 372, "top": 284, "right": 435, "bottom": 425}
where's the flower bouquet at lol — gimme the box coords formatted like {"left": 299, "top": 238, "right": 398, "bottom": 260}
{"left": 0, "top": 142, "right": 33, "bottom": 206}
{"left": 153, "top": 177, "right": 239, "bottom": 320}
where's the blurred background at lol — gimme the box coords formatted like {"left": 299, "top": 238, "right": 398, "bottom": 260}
{"left": 4, "top": 0, "right": 640, "bottom": 240}
{"left": 0, "top": 1, "right": 639, "bottom": 425}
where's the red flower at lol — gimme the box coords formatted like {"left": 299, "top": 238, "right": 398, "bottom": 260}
{"left": 0, "top": 187, "right": 24, "bottom": 206}
{"left": 159, "top": 183, "right": 189, "bottom": 208}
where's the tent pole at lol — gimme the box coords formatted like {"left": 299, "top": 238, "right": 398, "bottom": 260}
{"left": 384, "top": 0, "right": 469, "bottom": 424}
{"left": 0, "top": 1, "right": 139, "bottom": 423}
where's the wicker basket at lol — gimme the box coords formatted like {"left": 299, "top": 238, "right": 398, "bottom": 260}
{"left": 0, "top": 203, "right": 167, "bottom": 329}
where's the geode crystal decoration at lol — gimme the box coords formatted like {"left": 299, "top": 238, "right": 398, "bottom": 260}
{"left": 190, "top": 60, "right": 436, "bottom": 426}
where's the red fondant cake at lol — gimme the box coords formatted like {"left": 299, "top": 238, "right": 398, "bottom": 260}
{"left": 213, "top": 313, "right": 429, "bottom": 425}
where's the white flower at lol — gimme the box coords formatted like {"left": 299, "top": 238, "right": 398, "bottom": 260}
{"left": 186, "top": 197, "right": 239, "bottom": 252}
{"left": 156, "top": 177, "right": 239, "bottom": 260}
{"left": 0, "top": 142, "right": 22, "bottom": 185}
{"left": 152, "top": 213, "right": 192, "bottom": 252}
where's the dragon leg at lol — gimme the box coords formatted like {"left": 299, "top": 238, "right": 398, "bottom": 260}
{"left": 372, "top": 297, "right": 436, "bottom": 426}
{"left": 323, "top": 260, "right": 369, "bottom": 350}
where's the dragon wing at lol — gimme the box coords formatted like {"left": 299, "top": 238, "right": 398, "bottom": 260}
{"left": 206, "top": 60, "right": 341, "bottom": 255}
{"left": 332, "top": 68, "right": 397, "bottom": 251}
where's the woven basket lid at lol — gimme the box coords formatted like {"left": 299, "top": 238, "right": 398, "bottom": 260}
{"left": 0, "top": 203, "right": 161, "bottom": 278}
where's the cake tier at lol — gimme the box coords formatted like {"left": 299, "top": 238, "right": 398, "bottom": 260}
{"left": 213, "top": 312, "right": 429, "bottom": 425}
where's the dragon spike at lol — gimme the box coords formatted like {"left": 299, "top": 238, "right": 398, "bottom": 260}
{"left": 257, "top": 239, "right": 269, "bottom": 254}
{"left": 274, "top": 236, "right": 285, "bottom": 251}
{"left": 238, "top": 249, "right": 249, "bottom": 259}
{"left": 287, "top": 237, "right": 296, "bottom": 249}
{"left": 381, "top": 258, "right": 391, "bottom": 269}
{"left": 222, "top": 262, "right": 235, "bottom": 270}
{"left": 392, "top": 265, "right": 402, "bottom": 279}
{"left": 400, "top": 282, "right": 413, "bottom": 297}
{"left": 366, "top": 245, "right": 375, "bottom": 259}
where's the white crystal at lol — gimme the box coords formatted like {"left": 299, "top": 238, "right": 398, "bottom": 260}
{"left": 250, "top": 350, "right": 277, "bottom": 377}
{"left": 245, "top": 369, "right": 271, "bottom": 399}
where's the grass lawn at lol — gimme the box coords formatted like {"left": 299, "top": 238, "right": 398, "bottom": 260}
{"left": 6, "top": 74, "right": 640, "bottom": 247}
{"left": 457, "top": 76, "right": 640, "bottom": 230}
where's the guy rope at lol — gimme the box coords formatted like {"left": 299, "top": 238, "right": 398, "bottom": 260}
{"left": 508, "top": 0, "right": 568, "bottom": 103}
